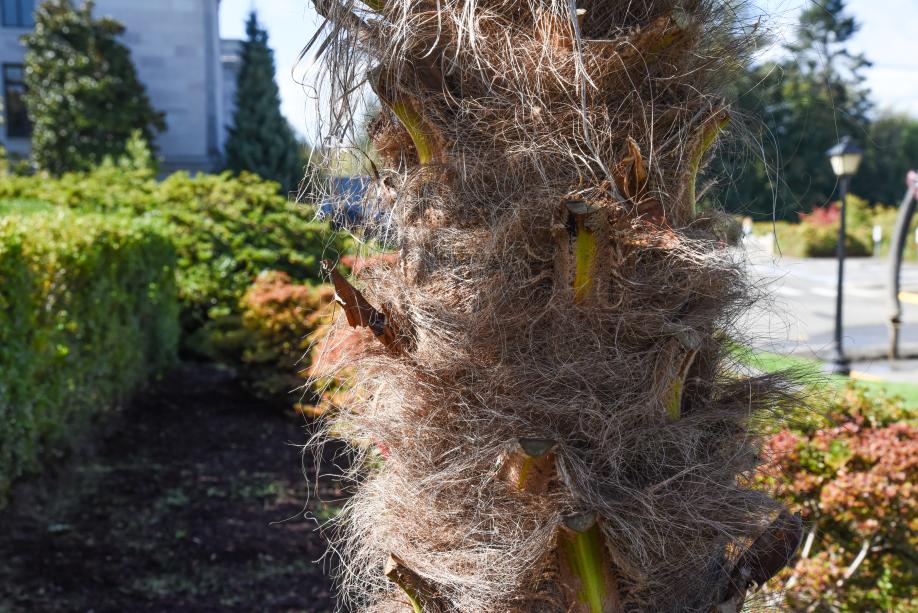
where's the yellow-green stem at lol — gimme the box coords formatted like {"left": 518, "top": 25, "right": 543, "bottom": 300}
{"left": 402, "top": 588, "right": 424, "bottom": 613}
{"left": 573, "top": 218, "right": 597, "bottom": 303}
{"left": 391, "top": 101, "right": 435, "bottom": 165}
{"left": 560, "top": 521, "right": 609, "bottom": 613}
{"left": 665, "top": 350, "right": 698, "bottom": 422}
{"left": 384, "top": 554, "right": 439, "bottom": 613}
{"left": 500, "top": 438, "right": 556, "bottom": 494}
{"left": 686, "top": 113, "right": 729, "bottom": 214}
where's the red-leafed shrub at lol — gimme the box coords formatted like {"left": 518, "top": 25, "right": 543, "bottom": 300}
{"left": 799, "top": 203, "right": 842, "bottom": 227}
{"left": 241, "top": 269, "right": 363, "bottom": 416}
{"left": 758, "top": 387, "right": 918, "bottom": 610}
{"left": 189, "top": 259, "right": 388, "bottom": 414}
{"left": 189, "top": 271, "right": 336, "bottom": 404}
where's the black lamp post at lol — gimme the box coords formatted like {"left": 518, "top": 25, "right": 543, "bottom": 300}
{"left": 825, "top": 136, "right": 864, "bottom": 376}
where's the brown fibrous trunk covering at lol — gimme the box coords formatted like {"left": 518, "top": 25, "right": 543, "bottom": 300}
{"left": 307, "top": 0, "right": 802, "bottom": 610}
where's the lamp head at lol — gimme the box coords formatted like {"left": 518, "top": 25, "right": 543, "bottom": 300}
{"left": 826, "top": 136, "right": 864, "bottom": 178}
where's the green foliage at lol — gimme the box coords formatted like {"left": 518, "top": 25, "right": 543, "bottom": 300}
{"left": 152, "top": 171, "right": 340, "bottom": 329}
{"left": 0, "top": 160, "right": 347, "bottom": 335}
{"left": 0, "top": 198, "right": 52, "bottom": 216}
{"left": 224, "top": 12, "right": 304, "bottom": 195}
{"left": 852, "top": 112, "right": 918, "bottom": 206}
{"left": 716, "top": 0, "right": 872, "bottom": 220}
{"left": 797, "top": 223, "right": 871, "bottom": 258}
{"left": 751, "top": 192, "right": 918, "bottom": 259}
{"left": 190, "top": 271, "right": 336, "bottom": 401}
{"left": 0, "top": 136, "right": 161, "bottom": 212}
{"left": 22, "top": 0, "right": 165, "bottom": 174}
{"left": 0, "top": 207, "right": 179, "bottom": 505}
{"left": 794, "top": 194, "right": 873, "bottom": 257}
{"left": 759, "top": 387, "right": 917, "bottom": 610}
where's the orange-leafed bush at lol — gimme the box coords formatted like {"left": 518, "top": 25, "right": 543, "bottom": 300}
{"left": 188, "top": 267, "right": 368, "bottom": 414}
{"left": 236, "top": 271, "right": 336, "bottom": 402}
{"left": 759, "top": 387, "right": 918, "bottom": 611}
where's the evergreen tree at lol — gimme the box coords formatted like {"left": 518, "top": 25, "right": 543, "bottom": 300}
{"left": 718, "top": 0, "right": 872, "bottom": 219}
{"left": 852, "top": 112, "right": 918, "bottom": 205}
{"left": 224, "top": 12, "right": 303, "bottom": 195}
{"left": 22, "top": 0, "right": 165, "bottom": 175}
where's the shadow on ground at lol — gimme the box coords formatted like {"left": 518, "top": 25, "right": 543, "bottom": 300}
{"left": 0, "top": 364, "right": 343, "bottom": 613}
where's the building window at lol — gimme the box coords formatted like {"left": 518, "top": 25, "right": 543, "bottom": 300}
{"left": 4, "top": 65, "right": 30, "bottom": 138}
{"left": 2, "top": 0, "right": 34, "bottom": 28}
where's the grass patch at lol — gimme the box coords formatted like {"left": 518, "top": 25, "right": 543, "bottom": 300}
{"left": 750, "top": 351, "right": 918, "bottom": 408}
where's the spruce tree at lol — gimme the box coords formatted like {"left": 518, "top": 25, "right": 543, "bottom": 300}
{"left": 224, "top": 12, "right": 303, "bottom": 195}
{"left": 22, "top": 0, "right": 165, "bottom": 175}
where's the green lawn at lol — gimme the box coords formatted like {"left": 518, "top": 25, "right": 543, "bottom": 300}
{"left": 749, "top": 350, "right": 918, "bottom": 408}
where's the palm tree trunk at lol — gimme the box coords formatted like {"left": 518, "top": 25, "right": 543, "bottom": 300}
{"left": 310, "top": 1, "right": 802, "bottom": 610}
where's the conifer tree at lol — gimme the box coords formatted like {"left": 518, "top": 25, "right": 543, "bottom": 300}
{"left": 224, "top": 12, "right": 303, "bottom": 195}
{"left": 22, "top": 0, "right": 165, "bottom": 175}
{"left": 716, "top": 0, "right": 872, "bottom": 219}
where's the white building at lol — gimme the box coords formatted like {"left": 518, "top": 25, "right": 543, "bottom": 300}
{"left": 0, "top": 0, "right": 241, "bottom": 173}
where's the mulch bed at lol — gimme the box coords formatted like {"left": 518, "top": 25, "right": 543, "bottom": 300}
{"left": 0, "top": 363, "right": 345, "bottom": 613}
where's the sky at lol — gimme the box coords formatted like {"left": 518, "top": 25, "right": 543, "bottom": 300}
{"left": 219, "top": 0, "right": 918, "bottom": 141}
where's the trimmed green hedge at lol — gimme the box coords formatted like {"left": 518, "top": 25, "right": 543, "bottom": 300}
{"left": 149, "top": 171, "right": 339, "bottom": 329}
{"left": 0, "top": 160, "right": 345, "bottom": 333}
{"left": 0, "top": 208, "right": 179, "bottom": 503}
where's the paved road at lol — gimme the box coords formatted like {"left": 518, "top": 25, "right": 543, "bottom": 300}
{"left": 742, "top": 251, "right": 918, "bottom": 370}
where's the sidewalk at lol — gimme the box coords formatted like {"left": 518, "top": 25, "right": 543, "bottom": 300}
{"left": 849, "top": 357, "right": 918, "bottom": 385}
{"left": 743, "top": 253, "right": 918, "bottom": 385}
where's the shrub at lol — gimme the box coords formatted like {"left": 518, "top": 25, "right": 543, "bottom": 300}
{"left": 0, "top": 157, "right": 346, "bottom": 334}
{"left": 239, "top": 272, "right": 334, "bottom": 399}
{"left": 795, "top": 197, "right": 873, "bottom": 257}
{"left": 23, "top": 0, "right": 165, "bottom": 174}
{"left": 0, "top": 136, "right": 160, "bottom": 212}
{"left": 799, "top": 223, "right": 871, "bottom": 258}
{"left": 759, "top": 387, "right": 917, "bottom": 610}
{"left": 0, "top": 207, "right": 179, "bottom": 505}
{"left": 753, "top": 193, "right": 898, "bottom": 258}
{"left": 154, "top": 171, "right": 342, "bottom": 328}
{"left": 189, "top": 271, "right": 336, "bottom": 402}
{"left": 799, "top": 203, "right": 841, "bottom": 227}
{"left": 183, "top": 270, "right": 370, "bottom": 413}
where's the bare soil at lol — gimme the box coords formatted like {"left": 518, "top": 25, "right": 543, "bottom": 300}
{"left": 0, "top": 363, "right": 343, "bottom": 613}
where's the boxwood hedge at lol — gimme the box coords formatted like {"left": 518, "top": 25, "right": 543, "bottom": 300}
{"left": 0, "top": 208, "right": 179, "bottom": 503}
{"left": 0, "top": 160, "right": 346, "bottom": 333}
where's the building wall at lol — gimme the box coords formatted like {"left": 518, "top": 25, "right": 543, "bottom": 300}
{"left": 0, "top": 0, "right": 225, "bottom": 173}
{"left": 0, "top": 11, "right": 31, "bottom": 158}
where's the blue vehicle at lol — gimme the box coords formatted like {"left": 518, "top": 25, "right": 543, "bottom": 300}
{"left": 317, "top": 176, "right": 369, "bottom": 230}
{"left": 317, "top": 176, "right": 392, "bottom": 243}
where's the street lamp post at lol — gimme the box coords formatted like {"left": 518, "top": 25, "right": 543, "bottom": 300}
{"left": 825, "top": 136, "right": 864, "bottom": 376}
